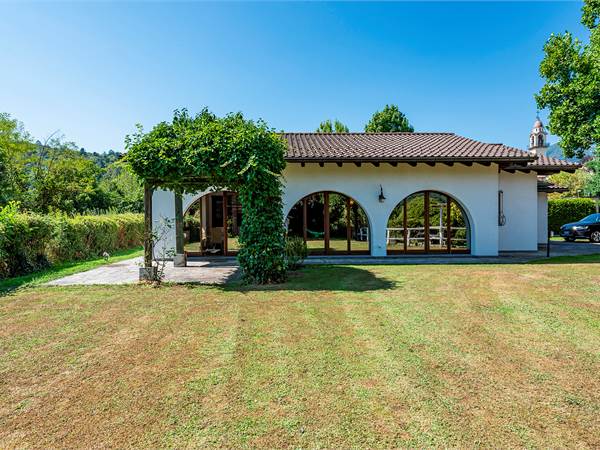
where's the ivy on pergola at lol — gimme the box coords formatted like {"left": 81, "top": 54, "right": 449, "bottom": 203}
{"left": 125, "top": 109, "right": 288, "bottom": 284}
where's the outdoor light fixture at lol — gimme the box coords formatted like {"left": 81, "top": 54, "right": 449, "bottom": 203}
{"left": 378, "top": 185, "right": 386, "bottom": 203}
{"left": 498, "top": 190, "right": 506, "bottom": 226}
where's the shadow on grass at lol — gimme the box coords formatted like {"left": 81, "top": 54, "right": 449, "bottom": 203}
{"left": 217, "top": 265, "right": 398, "bottom": 292}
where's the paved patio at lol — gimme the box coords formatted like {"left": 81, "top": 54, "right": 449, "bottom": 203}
{"left": 46, "top": 241, "right": 599, "bottom": 286}
{"left": 46, "top": 258, "right": 240, "bottom": 286}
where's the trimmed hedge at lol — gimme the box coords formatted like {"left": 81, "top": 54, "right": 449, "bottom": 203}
{"left": 0, "top": 205, "right": 143, "bottom": 279}
{"left": 548, "top": 198, "right": 598, "bottom": 233}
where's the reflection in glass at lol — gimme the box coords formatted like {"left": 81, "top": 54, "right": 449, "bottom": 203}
{"left": 386, "top": 191, "right": 469, "bottom": 254}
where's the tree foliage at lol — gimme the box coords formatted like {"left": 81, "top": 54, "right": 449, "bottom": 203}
{"left": 547, "top": 169, "right": 592, "bottom": 198}
{"left": 0, "top": 112, "right": 142, "bottom": 215}
{"left": 535, "top": 0, "right": 600, "bottom": 157}
{"left": 0, "top": 113, "right": 32, "bottom": 206}
{"left": 584, "top": 157, "right": 600, "bottom": 197}
{"left": 28, "top": 139, "right": 108, "bottom": 214}
{"left": 365, "top": 105, "right": 414, "bottom": 132}
{"left": 317, "top": 119, "right": 349, "bottom": 133}
{"left": 125, "top": 108, "right": 288, "bottom": 283}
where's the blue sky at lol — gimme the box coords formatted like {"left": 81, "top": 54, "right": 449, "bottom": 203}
{"left": 0, "top": 1, "right": 587, "bottom": 153}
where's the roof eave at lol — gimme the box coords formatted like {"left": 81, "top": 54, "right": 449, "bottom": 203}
{"left": 285, "top": 156, "right": 535, "bottom": 164}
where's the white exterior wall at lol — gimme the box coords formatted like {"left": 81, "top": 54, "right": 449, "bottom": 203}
{"left": 282, "top": 163, "right": 500, "bottom": 256}
{"left": 152, "top": 163, "right": 544, "bottom": 257}
{"left": 537, "top": 192, "right": 548, "bottom": 244}
{"left": 152, "top": 187, "right": 215, "bottom": 256}
{"left": 498, "top": 171, "right": 539, "bottom": 251}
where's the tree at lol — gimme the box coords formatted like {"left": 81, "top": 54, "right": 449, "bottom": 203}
{"left": 535, "top": 0, "right": 600, "bottom": 158}
{"left": 365, "top": 104, "right": 414, "bottom": 132}
{"left": 317, "top": 119, "right": 349, "bottom": 133}
{"left": 27, "top": 138, "right": 108, "bottom": 214}
{"left": 0, "top": 113, "right": 32, "bottom": 206}
{"left": 584, "top": 157, "right": 600, "bottom": 200}
{"left": 99, "top": 163, "right": 143, "bottom": 212}
{"left": 547, "top": 169, "right": 591, "bottom": 197}
{"left": 126, "top": 108, "right": 288, "bottom": 284}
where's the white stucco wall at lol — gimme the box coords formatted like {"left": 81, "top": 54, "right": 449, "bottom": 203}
{"left": 151, "top": 188, "right": 214, "bottom": 256}
{"left": 497, "top": 171, "right": 539, "bottom": 251}
{"left": 152, "top": 163, "right": 544, "bottom": 257}
{"left": 537, "top": 192, "right": 548, "bottom": 244}
{"left": 282, "top": 163, "right": 500, "bottom": 256}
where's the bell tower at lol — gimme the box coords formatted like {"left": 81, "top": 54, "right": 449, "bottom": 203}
{"left": 529, "top": 116, "right": 548, "bottom": 156}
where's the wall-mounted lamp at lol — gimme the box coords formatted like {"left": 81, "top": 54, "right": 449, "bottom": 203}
{"left": 378, "top": 185, "right": 386, "bottom": 203}
{"left": 498, "top": 190, "right": 506, "bottom": 226}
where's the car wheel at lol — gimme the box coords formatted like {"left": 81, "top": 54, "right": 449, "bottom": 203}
{"left": 564, "top": 237, "right": 575, "bottom": 242}
{"left": 590, "top": 231, "right": 600, "bottom": 243}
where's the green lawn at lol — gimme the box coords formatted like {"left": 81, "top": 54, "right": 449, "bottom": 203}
{"left": 185, "top": 238, "right": 371, "bottom": 253}
{"left": 0, "top": 262, "right": 598, "bottom": 448}
{"left": 0, "top": 246, "right": 143, "bottom": 293}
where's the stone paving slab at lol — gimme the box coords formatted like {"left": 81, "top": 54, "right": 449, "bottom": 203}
{"left": 46, "top": 241, "right": 599, "bottom": 286}
{"left": 46, "top": 257, "right": 240, "bottom": 286}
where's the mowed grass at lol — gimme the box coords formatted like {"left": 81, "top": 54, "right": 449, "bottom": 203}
{"left": 0, "top": 263, "right": 599, "bottom": 448}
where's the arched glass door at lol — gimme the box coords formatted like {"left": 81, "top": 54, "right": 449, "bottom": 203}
{"left": 183, "top": 191, "right": 242, "bottom": 256}
{"left": 286, "top": 192, "right": 370, "bottom": 255}
{"left": 386, "top": 191, "right": 469, "bottom": 254}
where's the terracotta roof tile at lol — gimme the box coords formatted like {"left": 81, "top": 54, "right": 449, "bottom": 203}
{"left": 529, "top": 154, "right": 581, "bottom": 170}
{"left": 282, "top": 132, "right": 531, "bottom": 162}
{"left": 281, "top": 133, "right": 580, "bottom": 172}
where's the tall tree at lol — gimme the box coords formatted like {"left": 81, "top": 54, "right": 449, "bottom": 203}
{"left": 584, "top": 158, "right": 600, "bottom": 200}
{"left": 535, "top": 0, "right": 599, "bottom": 158}
{"left": 28, "top": 137, "right": 108, "bottom": 214}
{"left": 0, "top": 114, "right": 32, "bottom": 206}
{"left": 365, "top": 104, "right": 414, "bottom": 132}
{"left": 317, "top": 119, "right": 349, "bottom": 133}
{"left": 547, "top": 169, "right": 591, "bottom": 197}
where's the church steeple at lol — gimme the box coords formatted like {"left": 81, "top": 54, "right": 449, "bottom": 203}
{"left": 529, "top": 115, "right": 548, "bottom": 155}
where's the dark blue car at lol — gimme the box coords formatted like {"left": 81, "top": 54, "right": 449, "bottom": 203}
{"left": 560, "top": 213, "right": 600, "bottom": 243}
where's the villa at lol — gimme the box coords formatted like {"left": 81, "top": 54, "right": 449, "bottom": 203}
{"left": 152, "top": 118, "right": 578, "bottom": 259}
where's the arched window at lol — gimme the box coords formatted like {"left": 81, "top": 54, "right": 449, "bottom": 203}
{"left": 286, "top": 192, "right": 370, "bottom": 255}
{"left": 386, "top": 191, "right": 470, "bottom": 254}
{"left": 183, "top": 191, "right": 242, "bottom": 256}
{"left": 537, "top": 135, "right": 544, "bottom": 147}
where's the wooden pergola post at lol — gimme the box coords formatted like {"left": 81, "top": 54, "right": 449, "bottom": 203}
{"left": 302, "top": 198, "right": 308, "bottom": 243}
{"left": 140, "top": 183, "right": 157, "bottom": 280}
{"left": 447, "top": 197, "right": 452, "bottom": 254}
{"left": 324, "top": 192, "right": 330, "bottom": 254}
{"left": 222, "top": 192, "right": 228, "bottom": 256}
{"left": 402, "top": 198, "right": 408, "bottom": 253}
{"left": 346, "top": 197, "right": 351, "bottom": 253}
{"left": 424, "top": 191, "right": 430, "bottom": 253}
{"left": 173, "top": 192, "right": 187, "bottom": 267}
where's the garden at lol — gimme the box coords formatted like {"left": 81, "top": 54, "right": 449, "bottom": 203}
{"left": 1, "top": 261, "right": 598, "bottom": 447}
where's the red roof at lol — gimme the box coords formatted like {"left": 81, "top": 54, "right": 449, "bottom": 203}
{"left": 282, "top": 132, "right": 579, "bottom": 172}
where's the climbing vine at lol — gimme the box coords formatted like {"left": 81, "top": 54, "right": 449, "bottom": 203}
{"left": 125, "top": 109, "right": 288, "bottom": 283}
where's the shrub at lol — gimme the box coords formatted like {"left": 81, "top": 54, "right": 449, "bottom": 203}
{"left": 548, "top": 198, "right": 597, "bottom": 233}
{"left": 285, "top": 236, "right": 308, "bottom": 270}
{"left": 0, "top": 204, "right": 143, "bottom": 279}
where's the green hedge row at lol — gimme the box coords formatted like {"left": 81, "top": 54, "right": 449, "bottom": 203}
{"left": 0, "top": 204, "right": 143, "bottom": 279}
{"left": 548, "top": 198, "right": 598, "bottom": 233}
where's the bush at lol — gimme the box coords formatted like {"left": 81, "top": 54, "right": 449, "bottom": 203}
{"left": 548, "top": 198, "right": 597, "bottom": 233}
{"left": 285, "top": 236, "right": 308, "bottom": 270}
{"left": 0, "top": 203, "right": 143, "bottom": 279}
